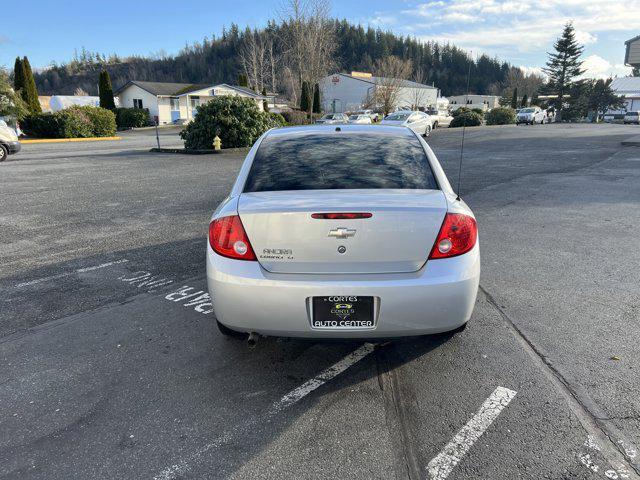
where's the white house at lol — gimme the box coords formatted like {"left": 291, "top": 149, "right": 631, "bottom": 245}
{"left": 448, "top": 94, "right": 501, "bottom": 112}
{"left": 607, "top": 77, "right": 640, "bottom": 114}
{"left": 319, "top": 72, "right": 439, "bottom": 113}
{"left": 114, "top": 81, "right": 267, "bottom": 124}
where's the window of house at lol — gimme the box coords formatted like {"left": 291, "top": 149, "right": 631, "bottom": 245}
{"left": 190, "top": 96, "right": 200, "bottom": 109}
{"left": 170, "top": 98, "right": 180, "bottom": 111}
{"left": 133, "top": 98, "right": 144, "bottom": 109}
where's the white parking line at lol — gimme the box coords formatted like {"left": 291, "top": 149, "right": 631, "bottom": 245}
{"left": 272, "top": 343, "right": 376, "bottom": 413}
{"left": 581, "top": 435, "right": 632, "bottom": 479}
{"left": 154, "top": 343, "right": 376, "bottom": 480}
{"left": 427, "top": 386, "right": 517, "bottom": 480}
{"left": 14, "top": 259, "right": 129, "bottom": 287}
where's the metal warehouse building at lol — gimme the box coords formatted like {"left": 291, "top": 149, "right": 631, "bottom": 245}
{"left": 319, "top": 72, "right": 439, "bottom": 113}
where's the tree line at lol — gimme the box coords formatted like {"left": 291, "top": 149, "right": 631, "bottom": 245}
{"left": 30, "top": 10, "right": 532, "bottom": 100}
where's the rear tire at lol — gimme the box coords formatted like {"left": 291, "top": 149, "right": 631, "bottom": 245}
{"left": 423, "top": 125, "right": 431, "bottom": 137}
{"left": 216, "top": 320, "right": 247, "bottom": 339}
{"left": 0, "top": 144, "right": 7, "bottom": 162}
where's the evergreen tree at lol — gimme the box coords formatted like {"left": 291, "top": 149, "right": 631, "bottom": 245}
{"left": 237, "top": 74, "right": 248, "bottom": 87}
{"left": 511, "top": 87, "right": 518, "bottom": 109}
{"left": 262, "top": 87, "right": 269, "bottom": 112}
{"left": 632, "top": 66, "right": 640, "bottom": 77}
{"left": 98, "top": 70, "right": 116, "bottom": 110}
{"left": 1, "top": 68, "right": 28, "bottom": 120}
{"left": 312, "top": 83, "right": 321, "bottom": 113}
{"left": 521, "top": 94, "right": 528, "bottom": 108}
{"left": 13, "top": 57, "right": 24, "bottom": 93}
{"left": 586, "top": 78, "right": 625, "bottom": 122}
{"left": 543, "top": 23, "right": 584, "bottom": 121}
{"left": 21, "top": 57, "right": 41, "bottom": 114}
{"left": 300, "top": 81, "right": 311, "bottom": 112}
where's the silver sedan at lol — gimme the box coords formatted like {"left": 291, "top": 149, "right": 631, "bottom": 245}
{"left": 206, "top": 125, "right": 479, "bottom": 339}
{"left": 381, "top": 110, "right": 434, "bottom": 136}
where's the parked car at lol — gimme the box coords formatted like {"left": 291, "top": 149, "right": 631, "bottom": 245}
{"left": 348, "top": 114, "right": 372, "bottom": 125}
{"left": 316, "top": 113, "right": 349, "bottom": 125}
{"left": 381, "top": 110, "right": 434, "bottom": 136}
{"left": 426, "top": 108, "right": 454, "bottom": 128}
{"left": 516, "top": 107, "right": 546, "bottom": 125}
{"left": 355, "top": 109, "right": 376, "bottom": 119}
{"left": 0, "top": 120, "right": 21, "bottom": 162}
{"left": 623, "top": 111, "right": 640, "bottom": 125}
{"left": 206, "top": 124, "right": 479, "bottom": 340}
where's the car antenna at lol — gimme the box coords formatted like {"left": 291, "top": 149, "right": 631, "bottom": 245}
{"left": 456, "top": 52, "right": 473, "bottom": 202}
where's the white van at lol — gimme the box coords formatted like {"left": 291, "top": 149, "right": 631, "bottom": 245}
{"left": 0, "top": 120, "right": 21, "bottom": 161}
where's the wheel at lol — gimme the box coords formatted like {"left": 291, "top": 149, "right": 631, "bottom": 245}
{"left": 423, "top": 125, "right": 431, "bottom": 137}
{"left": 0, "top": 144, "right": 7, "bottom": 162}
{"left": 432, "top": 121, "right": 438, "bottom": 130}
{"left": 216, "top": 320, "right": 247, "bottom": 339}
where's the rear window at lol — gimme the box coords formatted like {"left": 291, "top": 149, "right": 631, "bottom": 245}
{"left": 243, "top": 132, "right": 438, "bottom": 192}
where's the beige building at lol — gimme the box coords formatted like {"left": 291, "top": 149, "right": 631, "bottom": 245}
{"left": 114, "top": 81, "right": 267, "bottom": 124}
{"left": 319, "top": 72, "right": 439, "bottom": 113}
{"left": 625, "top": 35, "right": 640, "bottom": 69}
{"left": 448, "top": 94, "right": 501, "bottom": 112}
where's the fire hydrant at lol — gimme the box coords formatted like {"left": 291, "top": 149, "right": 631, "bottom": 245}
{"left": 213, "top": 135, "right": 222, "bottom": 151}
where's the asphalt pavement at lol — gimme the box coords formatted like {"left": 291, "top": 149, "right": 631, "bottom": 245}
{"left": 1, "top": 123, "right": 639, "bottom": 479}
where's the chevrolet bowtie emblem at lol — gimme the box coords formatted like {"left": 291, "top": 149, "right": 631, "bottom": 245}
{"left": 328, "top": 228, "right": 356, "bottom": 239}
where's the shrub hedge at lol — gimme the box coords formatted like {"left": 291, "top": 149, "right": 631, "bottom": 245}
{"left": 21, "top": 105, "right": 116, "bottom": 138}
{"left": 280, "top": 110, "right": 311, "bottom": 125}
{"left": 449, "top": 111, "right": 483, "bottom": 128}
{"left": 180, "top": 96, "right": 283, "bottom": 149}
{"left": 485, "top": 107, "right": 516, "bottom": 125}
{"left": 115, "top": 107, "right": 150, "bottom": 129}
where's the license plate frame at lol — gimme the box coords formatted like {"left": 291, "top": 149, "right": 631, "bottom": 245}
{"left": 310, "top": 296, "right": 376, "bottom": 330}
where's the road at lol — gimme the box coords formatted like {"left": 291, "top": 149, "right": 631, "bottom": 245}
{"left": 1, "top": 123, "right": 639, "bottom": 479}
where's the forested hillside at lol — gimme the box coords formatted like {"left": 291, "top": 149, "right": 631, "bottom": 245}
{"left": 33, "top": 20, "right": 517, "bottom": 98}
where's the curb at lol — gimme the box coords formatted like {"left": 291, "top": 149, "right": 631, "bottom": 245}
{"left": 149, "top": 147, "right": 250, "bottom": 155}
{"left": 21, "top": 137, "right": 121, "bottom": 144}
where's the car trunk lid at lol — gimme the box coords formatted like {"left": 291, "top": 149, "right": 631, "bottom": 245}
{"left": 238, "top": 189, "right": 447, "bottom": 274}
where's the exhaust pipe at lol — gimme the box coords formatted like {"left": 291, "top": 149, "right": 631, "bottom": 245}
{"left": 247, "top": 332, "right": 258, "bottom": 348}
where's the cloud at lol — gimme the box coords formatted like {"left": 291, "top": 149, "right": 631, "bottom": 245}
{"left": 580, "top": 54, "right": 632, "bottom": 79}
{"left": 398, "top": 1, "right": 640, "bottom": 50}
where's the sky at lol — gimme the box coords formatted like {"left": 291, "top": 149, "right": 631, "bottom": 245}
{"left": 1, "top": 0, "right": 639, "bottom": 79}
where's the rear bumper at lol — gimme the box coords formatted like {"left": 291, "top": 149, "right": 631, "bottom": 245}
{"left": 206, "top": 244, "right": 480, "bottom": 338}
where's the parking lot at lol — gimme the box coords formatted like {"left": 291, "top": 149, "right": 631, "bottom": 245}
{"left": 1, "top": 123, "right": 639, "bottom": 479}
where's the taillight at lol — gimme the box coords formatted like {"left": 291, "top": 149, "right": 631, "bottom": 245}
{"left": 208, "top": 215, "right": 256, "bottom": 261}
{"left": 429, "top": 213, "right": 477, "bottom": 259}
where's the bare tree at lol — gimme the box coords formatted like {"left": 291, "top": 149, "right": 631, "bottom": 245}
{"left": 239, "top": 29, "right": 268, "bottom": 91}
{"left": 373, "top": 56, "right": 413, "bottom": 115}
{"left": 408, "top": 67, "right": 428, "bottom": 110}
{"left": 266, "top": 38, "right": 279, "bottom": 93}
{"left": 74, "top": 87, "right": 89, "bottom": 96}
{"left": 279, "top": 0, "right": 336, "bottom": 112}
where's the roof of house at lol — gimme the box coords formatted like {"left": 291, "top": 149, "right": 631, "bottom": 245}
{"left": 625, "top": 34, "right": 640, "bottom": 45}
{"left": 114, "top": 80, "right": 210, "bottom": 96}
{"left": 215, "top": 84, "right": 266, "bottom": 98}
{"left": 610, "top": 77, "right": 640, "bottom": 94}
{"left": 114, "top": 80, "right": 268, "bottom": 98}
{"left": 337, "top": 73, "right": 437, "bottom": 90}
